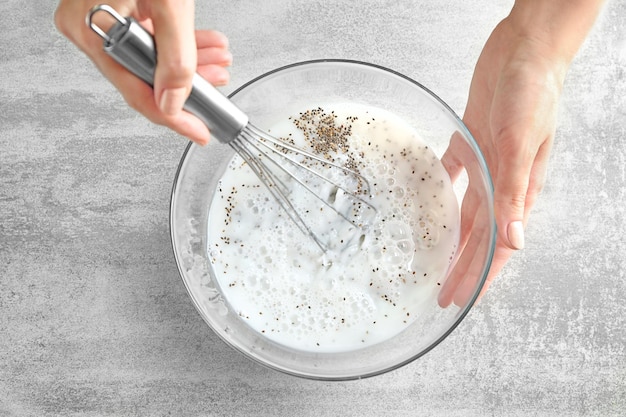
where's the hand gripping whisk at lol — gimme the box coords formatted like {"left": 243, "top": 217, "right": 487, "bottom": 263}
{"left": 87, "top": 5, "right": 376, "bottom": 252}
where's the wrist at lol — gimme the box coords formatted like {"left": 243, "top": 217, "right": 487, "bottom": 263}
{"left": 508, "top": 0, "right": 604, "bottom": 66}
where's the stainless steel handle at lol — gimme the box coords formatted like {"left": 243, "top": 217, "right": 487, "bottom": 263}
{"left": 87, "top": 4, "right": 248, "bottom": 143}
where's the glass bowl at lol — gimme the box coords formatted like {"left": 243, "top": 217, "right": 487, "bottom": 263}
{"left": 170, "top": 59, "right": 495, "bottom": 380}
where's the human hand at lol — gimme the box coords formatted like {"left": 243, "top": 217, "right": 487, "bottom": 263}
{"left": 439, "top": 16, "right": 569, "bottom": 307}
{"left": 55, "top": 0, "right": 232, "bottom": 145}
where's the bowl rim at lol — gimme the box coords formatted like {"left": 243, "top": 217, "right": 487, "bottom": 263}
{"left": 169, "top": 58, "right": 496, "bottom": 380}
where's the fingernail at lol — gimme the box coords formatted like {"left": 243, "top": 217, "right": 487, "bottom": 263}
{"left": 223, "top": 50, "right": 233, "bottom": 65}
{"left": 194, "top": 137, "right": 209, "bottom": 147}
{"left": 159, "top": 87, "right": 188, "bottom": 115}
{"left": 507, "top": 221, "right": 525, "bottom": 250}
{"left": 213, "top": 70, "right": 230, "bottom": 86}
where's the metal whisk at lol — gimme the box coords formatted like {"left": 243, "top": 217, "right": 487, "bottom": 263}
{"left": 87, "top": 5, "right": 375, "bottom": 252}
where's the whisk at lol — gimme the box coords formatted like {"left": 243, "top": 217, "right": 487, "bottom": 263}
{"left": 87, "top": 5, "right": 375, "bottom": 252}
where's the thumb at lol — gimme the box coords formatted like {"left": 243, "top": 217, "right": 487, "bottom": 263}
{"left": 149, "top": 0, "right": 197, "bottom": 115}
{"left": 494, "top": 147, "right": 533, "bottom": 251}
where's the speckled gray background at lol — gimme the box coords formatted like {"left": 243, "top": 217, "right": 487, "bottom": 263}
{"left": 1, "top": 1, "right": 625, "bottom": 416}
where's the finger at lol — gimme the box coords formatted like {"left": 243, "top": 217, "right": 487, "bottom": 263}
{"left": 148, "top": 0, "right": 197, "bottom": 115}
{"left": 195, "top": 29, "right": 230, "bottom": 51}
{"left": 437, "top": 183, "right": 478, "bottom": 307}
{"left": 492, "top": 131, "right": 536, "bottom": 250}
{"left": 164, "top": 111, "right": 211, "bottom": 145}
{"left": 439, "top": 217, "right": 484, "bottom": 308}
{"left": 196, "top": 30, "right": 231, "bottom": 68}
{"left": 197, "top": 65, "right": 231, "bottom": 86}
{"left": 197, "top": 47, "right": 233, "bottom": 67}
{"left": 474, "top": 242, "right": 514, "bottom": 301}
{"left": 438, "top": 185, "right": 491, "bottom": 307}
{"left": 523, "top": 139, "right": 552, "bottom": 218}
{"left": 100, "top": 59, "right": 211, "bottom": 146}
{"left": 196, "top": 31, "right": 232, "bottom": 85}
{"left": 438, "top": 237, "right": 471, "bottom": 308}
{"left": 452, "top": 221, "right": 493, "bottom": 307}
{"left": 441, "top": 131, "right": 471, "bottom": 183}
{"left": 438, "top": 196, "right": 502, "bottom": 308}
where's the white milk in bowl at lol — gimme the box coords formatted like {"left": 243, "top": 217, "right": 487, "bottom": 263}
{"left": 207, "top": 103, "right": 459, "bottom": 353}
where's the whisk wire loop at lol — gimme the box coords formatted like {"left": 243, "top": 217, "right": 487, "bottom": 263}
{"left": 231, "top": 125, "right": 377, "bottom": 252}
{"left": 229, "top": 135, "right": 329, "bottom": 252}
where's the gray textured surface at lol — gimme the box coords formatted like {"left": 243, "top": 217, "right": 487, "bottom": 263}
{"left": 1, "top": 0, "right": 625, "bottom": 416}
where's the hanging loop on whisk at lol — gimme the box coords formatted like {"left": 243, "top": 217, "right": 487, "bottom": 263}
{"left": 86, "top": 4, "right": 128, "bottom": 43}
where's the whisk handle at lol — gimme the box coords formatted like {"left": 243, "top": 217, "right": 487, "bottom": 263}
{"left": 87, "top": 5, "right": 248, "bottom": 143}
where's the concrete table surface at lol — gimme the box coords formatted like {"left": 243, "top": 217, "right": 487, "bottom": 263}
{"left": 1, "top": 1, "right": 624, "bottom": 415}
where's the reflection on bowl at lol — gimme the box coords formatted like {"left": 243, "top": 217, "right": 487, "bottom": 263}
{"left": 170, "top": 59, "right": 495, "bottom": 380}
